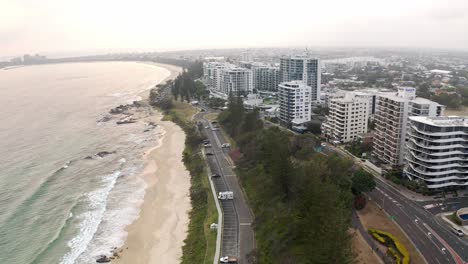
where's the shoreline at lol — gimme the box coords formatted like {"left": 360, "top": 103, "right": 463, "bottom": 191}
{"left": 111, "top": 63, "right": 190, "bottom": 264}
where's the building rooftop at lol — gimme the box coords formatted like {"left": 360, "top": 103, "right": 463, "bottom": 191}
{"left": 409, "top": 116, "right": 468, "bottom": 127}
{"left": 280, "top": 80, "right": 309, "bottom": 88}
{"left": 411, "top": 97, "right": 443, "bottom": 106}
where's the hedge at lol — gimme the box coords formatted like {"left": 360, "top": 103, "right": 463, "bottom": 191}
{"left": 368, "top": 229, "right": 410, "bottom": 264}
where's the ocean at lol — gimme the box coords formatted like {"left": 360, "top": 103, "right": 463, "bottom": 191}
{"left": 0, "top": 62, "right": 170, "bottom": 263}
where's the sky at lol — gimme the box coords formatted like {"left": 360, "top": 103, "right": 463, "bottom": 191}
{"left": 1, "top": 0, "right": 468, "bottom": 57}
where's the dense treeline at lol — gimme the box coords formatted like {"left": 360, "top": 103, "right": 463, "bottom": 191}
{"left": 153, "top": 57, "right": 204, "bottom": 77}
{"left": 171, "top": 61, "right": 209, "bottom": 102}
{"left": 218, "top": 95, "right": 365, "bottom": 263}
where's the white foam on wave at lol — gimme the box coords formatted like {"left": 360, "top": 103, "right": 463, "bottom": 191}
{"left": 108, "top": 92, "right": 130, "bottom": 98}
{"left": 59, "top": 170, "right": 121, "bottom": 264}
{"left": 74, "top": 164, "right": 147, "bottom": 263}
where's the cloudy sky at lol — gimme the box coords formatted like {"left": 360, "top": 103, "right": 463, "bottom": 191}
{"left": 1, "top": 0, "right": 467, "bottom": 57}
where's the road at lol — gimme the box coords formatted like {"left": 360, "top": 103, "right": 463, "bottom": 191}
{"left": 196, "top": 109, "right": 255, "bottom": 264}
{"left": 329, "top": 145, "right": 468, "bottom": 264}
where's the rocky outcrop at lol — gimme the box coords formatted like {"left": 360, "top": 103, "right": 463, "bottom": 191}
{"left": 96, "top": 151, "right": 116, "bottom": 158}
{"left": 96, "top": 255, "right": 111, "bottom": 263}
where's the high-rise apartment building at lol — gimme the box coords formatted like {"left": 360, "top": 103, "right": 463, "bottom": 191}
{"left": 203, "top": 62, "right": 232, "bottom": 91}
{"left": 221, "top": 67, "right": 253, "bottom": 95}
{"left": 322, "top": 93, "right": 370, "bottom": 143}
{"left": 251, "top": 64, "right": 280, "bottom": 91}
{"left": 278, "top": 81, "right": 312, "bottom": 127}
{"left": 373, "top": 87, "right": 444, "bottom": 166}
{"left": 404, "top": 116, "right": 468, "bottom": 190}
{"left": 280, "top": 56, "right": 321, "bottom": 102}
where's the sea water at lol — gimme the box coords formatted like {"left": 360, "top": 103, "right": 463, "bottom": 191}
{"left": 0, "top": 62, "right": 170, "bottom": 263}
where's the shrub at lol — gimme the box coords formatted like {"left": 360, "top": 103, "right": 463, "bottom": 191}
{"left": 388, "top": 247, "right": 401, "bottom": 264}
{"left": 368, "top": 229, "right": 410, "bottom": 264}
{"left": 450, "top": 212, "right": 462, "bottom": 226}
{"left": 354, "top": 195, "right": 367, "bottom": 210}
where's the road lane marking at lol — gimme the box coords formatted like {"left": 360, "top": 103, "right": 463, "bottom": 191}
{"left": 423, "top": 223, "right": 465, "bottom": 264}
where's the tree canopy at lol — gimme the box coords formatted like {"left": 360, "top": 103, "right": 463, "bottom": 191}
{"left": 351, "top": 169, "right": 376, "bottom": 195}
{"left": 218, "top": 98, "right": 356, "bottom": 263}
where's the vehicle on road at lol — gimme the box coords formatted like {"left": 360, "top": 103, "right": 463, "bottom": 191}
{"left": 221, "top": 143, "right": 231, "bottom": 148}
{"left": 320, "top": 142, "right": 326, "bottom": 147}
{"left": 203, "top": 139, "right": 210, "bottom": 144}
{"left": 452, "top": 227, "right": 464, "bottom": 237}
{"left": 211, "top": 121, "right": 218, "bottom": 124}
{"left": 204, "top": 143, "right": 212, "bottom": 148}
{"left": 205, "top": 126, "right": 210, "bottom": 129}
{"left": 212, "top": 128, "right": 220, "bottom": 131}
{"left": 218, "top": 191, "right": 234, "bottom": 200}
{"left": 206, "top": 152, "right": 214, "bottom": 156}
{"left": 211, "top": 173, "right": 220, "bottom": 178}
{"left": 220, "top": 256, "right": 238, "bottom": 263}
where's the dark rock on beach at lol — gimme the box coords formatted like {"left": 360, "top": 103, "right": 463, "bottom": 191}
{"left": 96, "top": 151, "right": 116, "bottom": 158}
{"left": 96, "top": 255, "right": 111, "bottom": 263}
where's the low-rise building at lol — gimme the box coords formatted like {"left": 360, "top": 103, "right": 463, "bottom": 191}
{"left": 404, "top": 116, "right": 468, "bottom": 190}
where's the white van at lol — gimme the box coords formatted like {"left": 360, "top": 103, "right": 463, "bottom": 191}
{"left": 218, "top": 191, "right": 234, "bottom": 200}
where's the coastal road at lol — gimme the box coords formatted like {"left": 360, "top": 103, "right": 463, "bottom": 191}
{"left": 328, "top": 145, "right": 468, "bottom": 264}
{"left": 196, "top": 109, "right": 255, "bottom": 264}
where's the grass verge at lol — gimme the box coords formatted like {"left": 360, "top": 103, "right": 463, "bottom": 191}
{"left": 159, "top": 101, "right": 218, "bottom": 264}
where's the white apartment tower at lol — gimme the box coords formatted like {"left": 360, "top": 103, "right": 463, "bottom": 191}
{"left": 278, "top": 81, "right": 312, "bottom": 127}
{"left": 322, "top": 93, "right": 370, "bottom": 143}
{"left": 280, "top": 56, "right": 321, "bottom": 102}
{"left": 203, "top": 62, "right": 231, "bottom": 91}
{"left": 221, "top": 67, "right": 253, "bottom": 95}
{"left": 404, "top": 116, "right": 468, "bottom": 190}
{"left": 373, "top": 87, "right": 444, "bottom": 166}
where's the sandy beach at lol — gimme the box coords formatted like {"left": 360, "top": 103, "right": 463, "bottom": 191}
{"left": 113, "top": 63, "right": 191, "bottom": 264}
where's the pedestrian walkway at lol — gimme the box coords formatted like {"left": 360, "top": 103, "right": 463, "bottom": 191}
{"left": 351, "top": 210, "right": 392, "bottom": 264}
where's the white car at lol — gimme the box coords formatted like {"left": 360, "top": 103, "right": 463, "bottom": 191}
{"left": 211, "top": 128, "right": 219, "bottom": 131}
{"left": 320, "top": 143, "right": 326, "bottom": 147}
{"left": 221, "top": 143, "right": 231, "bottom": 148}
{"left": 452, "top": 227, "right": 464, "bottom": 237}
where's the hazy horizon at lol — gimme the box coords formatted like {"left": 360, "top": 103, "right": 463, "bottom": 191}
{"left": 1, "top": 0, "right": 468, "bottom": 58}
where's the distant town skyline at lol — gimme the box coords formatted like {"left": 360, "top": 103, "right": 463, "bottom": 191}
{"left": 1, "top": 0, "right": 468, "bottom": 58}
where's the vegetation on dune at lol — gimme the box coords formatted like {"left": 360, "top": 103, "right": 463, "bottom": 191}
{"left": 217, "top": 94, "right": 372, "bottom": 263}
